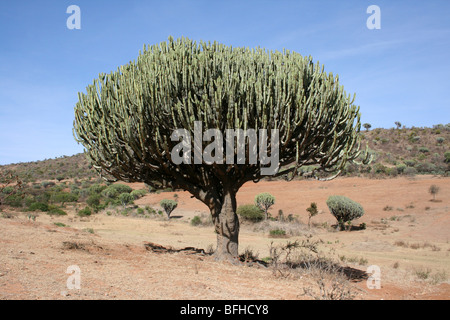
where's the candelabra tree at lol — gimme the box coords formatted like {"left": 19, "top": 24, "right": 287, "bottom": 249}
{"left": 73, "top": 36, "right": 370, "bottom": 261}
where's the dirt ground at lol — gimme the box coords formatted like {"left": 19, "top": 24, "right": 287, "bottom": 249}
{"left": 0, "top": 175, "right": 449, "bottom": 300}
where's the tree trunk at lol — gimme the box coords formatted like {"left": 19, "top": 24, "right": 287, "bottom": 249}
{"left": 211, "top": 189, "right": 240, "bottom": 262}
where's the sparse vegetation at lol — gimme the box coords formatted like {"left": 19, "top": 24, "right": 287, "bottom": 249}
{"left": 237, "top": 204, "right": 265, "bottom": 222}
{"left": 326, "top": 196, "right": 364, "bottom": 231}
{"left": 255, "top": 193, "right": 275, "bottom": 220}
{"left": 160, "top": 199, "right": 178, "bottom": 220}
{"left": 428, "top": 184, "right": 440, "bottom": 201}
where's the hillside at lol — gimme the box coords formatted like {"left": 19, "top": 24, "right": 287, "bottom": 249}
{"left": 1, "top": 124, "right": 449, "bottom": 184}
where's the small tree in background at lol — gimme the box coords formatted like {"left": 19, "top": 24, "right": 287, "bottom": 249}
{"left": 363, "top": 123, "right": 371, "bottom": 132}
{"left": 0, "top": 170, "right": 24, "bottom": 211}
{"left": 326, "top": 195, "right": 364, "bottom": 231}
{"left": 255, "top": 193, "right": 275, "bottom": 220}
{"left": 395, "top": 121, "right": 402, "bottom": 130}
{"left": 160, "top": 199, "right": 178, "bottom": 220}
{"left": 306, "top": 202, "right": 319, "bottom": 229}
{"left": 429, "top": 185, "right": 440, "bottom": 201}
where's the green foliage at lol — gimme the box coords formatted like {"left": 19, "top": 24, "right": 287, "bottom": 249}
{"left": 110, "top": 184, "right": 133, "bottom": 194}
{"left": 255, "top": 193, "right": 275, "bottom": 220}
{"left": 50, "top": 192, "right": 78, "bottom": 205}
{"left": 444, "top": 151, "right": 450, "bottom": 163}
{"left": 73, "top": 36, "right": 369, "bottom": 203}
{"left": 237, "top": 204, "right": 264, "bottom": 222}
{"left": 118, "top": 193, "right": 134, "bottom": 207}
{"left": 130, "top": 189, "right": 147, "bottom": 199}
{"left": 306, "top": 202, "right": 319, "bottom": 228}
{"left": 436, "top": 137, "right": 445, "bottom": 144}
{"left": 190, "top": 215, "right": 202, "bottom": 226}
{"left": 86, "top": 193, "right": 101, "bottom": 208}
{"left": 89, "top": 183, "right": 106, "bottom": 195}
{"left": 41, "top": 181, "right": 55, "bottom": 188}
{"left": 326, "top": 195, "right": 364, "bottom": 230}
{"left": 78, "top": 207, "right": 92, "bottom": 217}
{"left": 269, "top": 229, "right": 287, "bottom": 237}
{"left": 27, "top": 202, "right": 49, "bottom": 212}
{"left": 160, "top": 199, "right": 178, "bottom": 219}
{"left": 48, "top": 207, "right": 67, "bottom": 216}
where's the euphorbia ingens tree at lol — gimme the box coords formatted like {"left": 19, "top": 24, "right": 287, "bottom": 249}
{"left": 73, "top": 36, "right": 369, "bottom": 261}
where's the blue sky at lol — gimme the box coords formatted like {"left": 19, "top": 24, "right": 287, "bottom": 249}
{"left": 0, "top": 0, "right": 449, "bottom": 165}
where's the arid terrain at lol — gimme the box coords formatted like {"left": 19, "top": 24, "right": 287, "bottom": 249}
{"left": 0, "top": 175, "right": 449, "bottom": 300}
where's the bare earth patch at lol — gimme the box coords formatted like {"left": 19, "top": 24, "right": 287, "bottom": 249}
{"left": 1, "top": 176, "right": 449, "bottom": 300}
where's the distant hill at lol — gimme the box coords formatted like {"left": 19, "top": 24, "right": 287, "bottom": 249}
{"left": 1, "top": 124, "right": 449, "bottom": 183}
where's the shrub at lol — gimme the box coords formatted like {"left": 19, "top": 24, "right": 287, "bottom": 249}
{"left": 78, "top": 207, "right": 92, "bottom": 217}
{"left": 326, "top": 195, "right": 364, "bottom": 231}
{"left": 255, "top": 193, "right": 275, "bottom": 220}
{"left": 396, "top": 163, "right": 407, "bottom": 174}
{"left": 27, "top": 202, "right": 49, "bottom": 212}
{"left": 160, "top": 199, "right": 178, "bottom": 219}
{"left": 48, "top": 207, "right": 67, "bottom": 216}
{"left": 191, "top": 215, "right": 202, "bottom": 226}
{"left": 269, "top": 229, "right": 287, "bottom": 237}
{"left": 110, "top": 184, "right": 132, "bottom": 194}
{"left": 86, "top": 194, "right": 101, "bottom": 208}
{"left": 436, "top": 137, "right": 445, "bottom": 144}
{"left": 403, "top": 167, "right": 418, "bottom": 176}
{"left": 415, "top": 162, "right": 436, "bottom": 173}
{"left": 119, "top": 193, "right": 134, "bottom": 207}
{"left": 237, "top": 204, "right": 264, "bottom": 222}
{"left": 41, "top": 181, "right": 55, "bottom": 188}
{"left": 50, "top": 192, "right": 78, "bottom": 205}
{"left": 89, "top": 184, "right": 106, "bottom": 195}
{"left": 130, "top": 189, "right": 147, "bottom": 199}
{"left": 418, "top": 147, "right": 430, "bottom": 153}
{"left": 306, "top": 202, "right": 319, "bottom": 228}
{"left": 444, "top": 151, "right": 450, "bottom": 163}
{"left": 101, "top": 186, "right": 119, "bottom": 199}
{"left": 429, "top": 185, "right": 440, "bottom": 201}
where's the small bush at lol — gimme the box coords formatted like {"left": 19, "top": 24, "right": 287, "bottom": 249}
{"left": 418, "top": 146, "right": 430, "bottom": 153}
{"left": 326, "top": 195, "right": 364, "bottom": 231}
{"left": 78, "top": 207, "right": 92, "bottom": 217}
{"left": 191, "top": 215, "right": 202, "bottom": 226}
{"left": 27, "top": 202, "right": 49, "bottom": 212}
{"left": 403, "top": 167, "right": 417, "bottom": 176}
{"left": 130, "top": 189, "right": 147, "bottom": 199}
{"left": 119, "top": 193, "right": 134, "bottom": 207}
{"left": 237, "top": 204, "right": 264, "bottom": 222}
{"left": 110, "top": 184, "right": 132, "bottom": 194}
{"left": 89, "top": 184, "right": 106, "bottom": 195}
{"left": 436, "top": 137, "right": 445, "bottom": 144}
{"left": 160, "top": 199, "right": 178, "bottom": 219}
{"left": 269, "top": 229, "right": 287, "bottom": 238}
{"left": 101, "top": 186, "right": 119, "bottom": 199}
{"left": 444, "top": 151, "right": 450, "bottom": 163}
{"left": 48, "top": 207, "right": 67, "bottom": 216}
{"left": 86, "top": 194, "right": 101, "bottom": 208}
